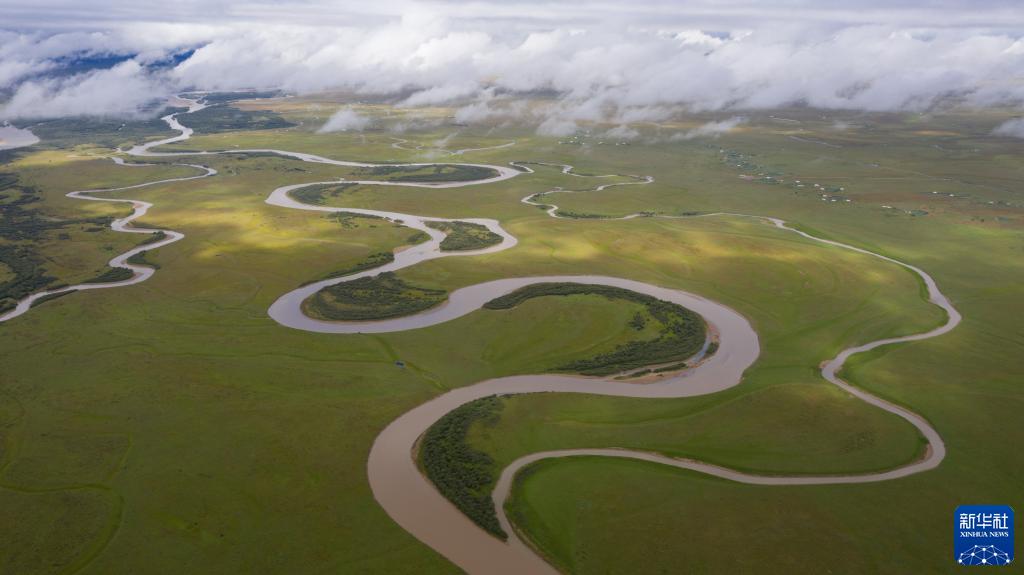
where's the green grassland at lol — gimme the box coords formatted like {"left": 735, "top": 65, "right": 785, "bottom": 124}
{"left": 178, "top": 105, "right": 296, "bottom": 133}
{"left": 483, "top": 283, "right": 706, "bottom": 375}
{"left": 0, "top": 157, "right": 202, "bottom": 312}
{"left": 287, "top": 182, "right": 356, "bottom": 205}
{"left": 26, "top": 113, "right": 179, "bottom": 150}
{"left": 299, "top": 251, "right": 394, "bottom": 286}
{"left": 302, "top": 271, "right": 448, "bottom": 321}
{"left": 355, "top": 164, "right": 499, "bottom": 183}
{"left": 0, "top": 261, "right": 15, "bottom": 284}
{"left": 426, "top": 220, "right": 503, "bottom": 251}
{"left": 0, "top": 98, "right": 1020, "bottom": 574}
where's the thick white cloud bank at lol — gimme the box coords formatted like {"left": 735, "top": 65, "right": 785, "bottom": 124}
{"left": 2, "top": 60, "right": 164, "bottom": 119}
{"left": 1, "top": 2, "right": 1023, "bottom": 122}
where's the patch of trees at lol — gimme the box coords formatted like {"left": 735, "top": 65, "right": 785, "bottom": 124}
{"left": 0, "top": 181, "right": 111, "bottom": 242}
{"left": 84, "top": 267, "right": 134, "bottom": 284}
{"left": 0, "top": 150, "right": 24, "bottom": 165}
{"left": 180, "top": 91, "right": 284, "bottom": 104}
{"left": 0, "top": 245, "right": 58, "bottom": 314}
{"left": 302, "top": 272, "right": 447, "bottom": 321}
{"left": 629, "top": 312, "right": 646, "bottom": 330}
{"left": 180, "top": 105, "right": 296, "bottom": 133}
{"left": 30, "top": 290, "right": 73, "bottom": 308}
{"left": 123, "top": 233, "right": 170, "bottom": 269}
{"left": 126, "top": 251, "right": 159, "bottom": 269}
{"left": 527, "top": 195, "right": 554, "bottom": 210}
{"left": 508, "top": 161, "right": 600, "bottom": 177}
{"left": 139, "top": 231, "right": 167, "bottom": 245}
{"left": 223, "top": 151, "right": 302, "bottom": 161}
{"left": 289, "top": 183, "right": 355, "bottom": 206}
{"left": 485, "top": 283, "right": 709, "bottom": 375}
{"left": 419, "top": 395, "right": 507, "bottom": 539}
{"left": 622, "top": 361, "right": 693, "bottom": 379}
{"left": 406, "top": 231, "right": 429, "bottom": 245}
{"left": 425, "top": 221, "right": 502, "bottom": 251}
{"left": 0, "top": 172, "right": 110, "bottom": 311}
{"left": 300, "top": 252, "right": 394, "bottom": 286}
{"left": 358, "top": 164, "right": 498, "bottom": 183}
{"left": 29, "top": 113, "right": 178, "bottom": 149}
{"left": 328, "top": 211, "right": 385, "bottom": 229}
{"left": 553, "top": 210, "right": 611, "bottom": 219}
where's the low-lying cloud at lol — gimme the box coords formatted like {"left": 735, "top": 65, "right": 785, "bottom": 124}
{"left": 0, "top": 123, "right": 40, "bottom": 149}
{"left": 317, "top": 107, "right": 372, "bottom": 133}
{"left": 993, "top": 117, "right": 1024, "bottom": 138}
{"left": 672, "top": 117, "right": 747, "bottom": 140}
{"left": 536, "top": 117, "right": 578, "bottom": 137}
{"left": 604, "top": 124, "right": 641, "bottom": 140}
{"left": 1, "top": 3, "right": 1023, "bottom": 123}
{"left": 2, "top": 60, "right": 165, "bottom": 119}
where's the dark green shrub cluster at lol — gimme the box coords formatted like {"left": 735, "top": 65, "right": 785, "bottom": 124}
{"left": 328, "top": 211, "right": 385, "bottom": 229}
{"left": 0, "top": 172, "right": 109, "bottom": 310}
{"left": 554, "top": 210, "right": 611, "bottom": 219}
{"left": 178, "top": 105, "right": 295, "bottom": 133}
{"left": 126, "top": 251, "right": 160, "bottom": 269}
{"left": 485, "top": 283, "right": 708, "bottom": 375}
{"left": 425, "top": 221, "right": 502, "bottom": 251}
{"left": 28, "top": 113, "right": 178, "bottom": 149}
{"left": 0, "top": 245, "right": 58, "bottom": 313}
{"left": 653, "top": 361, "right": 692, "bottom": 373}
{"left": 84, "top": 267, "right": 134, "bottom": 284}
{"left": 139, "top": 231, "right": 167, "bottom": 245}
{"left": 29, "top": 290, "right": 73, "bottom": 308}
{"left": 181, "top": 91, "right": 284, "bottom": 104}
{"left": 623, "top": 360, "right": 693, "bottom": 379}
{"left": 300, "top": 252, "right": 394, "bottom": 286}
{"left": 0, "top": 177, "right": 110, "bottom": 242}
{"left": 507, "top": 161, "right": 599, "bottom": 177}
{"left": 290, "top": 183, "right": 355, "bottom": 206}
{"left": 629, "top": 312, "right": 646, "bottom": 330}
{"left": 302, "top": 272, "right": 446, "bottom": 321}
{"left": 125, "top": 232, "right": 172, "bottom": 270}
{"left": 419, "top": 396, "right": 507, "bottom": 539}
{"left": 406, "top": 231, "right": 430, "bottom": 245}
{"left": 358, "top": 164, "right": 498, "bottom": 183}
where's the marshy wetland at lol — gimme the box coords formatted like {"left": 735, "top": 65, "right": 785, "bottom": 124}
{"left": 0, "top": 93, "right": 1020, "bottom": 575}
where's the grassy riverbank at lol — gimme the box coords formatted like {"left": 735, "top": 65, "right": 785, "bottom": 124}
{"left": 302, "top": 271, "right": 447, "bottom": 321}
{"left": 484, "top": 283, "right": 707, "bottom": 375}
{"left": 419, "top": 283, "right": 709, "bottom": 532}
{"left": 419, "top": 396, "right": 506, "bottom": 538}
{"left": 426, "top": 220, "right": 503, "bottom": 251}
{"left": 299, "top": 251, "right": 394, "bottom": 286}
{"left": 358, "top": 164, "right": 499, "bottom": 183}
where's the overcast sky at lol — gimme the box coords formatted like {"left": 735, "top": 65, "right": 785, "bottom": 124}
{"left": 1, "top": 1, "right": 1022, "bottom": 122}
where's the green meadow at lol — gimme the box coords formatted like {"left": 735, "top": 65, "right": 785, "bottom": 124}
{"left": 0, "top": 98, "right": 1021, "bottom": 574}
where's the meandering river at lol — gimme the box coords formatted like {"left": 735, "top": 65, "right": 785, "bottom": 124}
{"left": 0, "top": 97, "right": 960, "bottom": 574}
